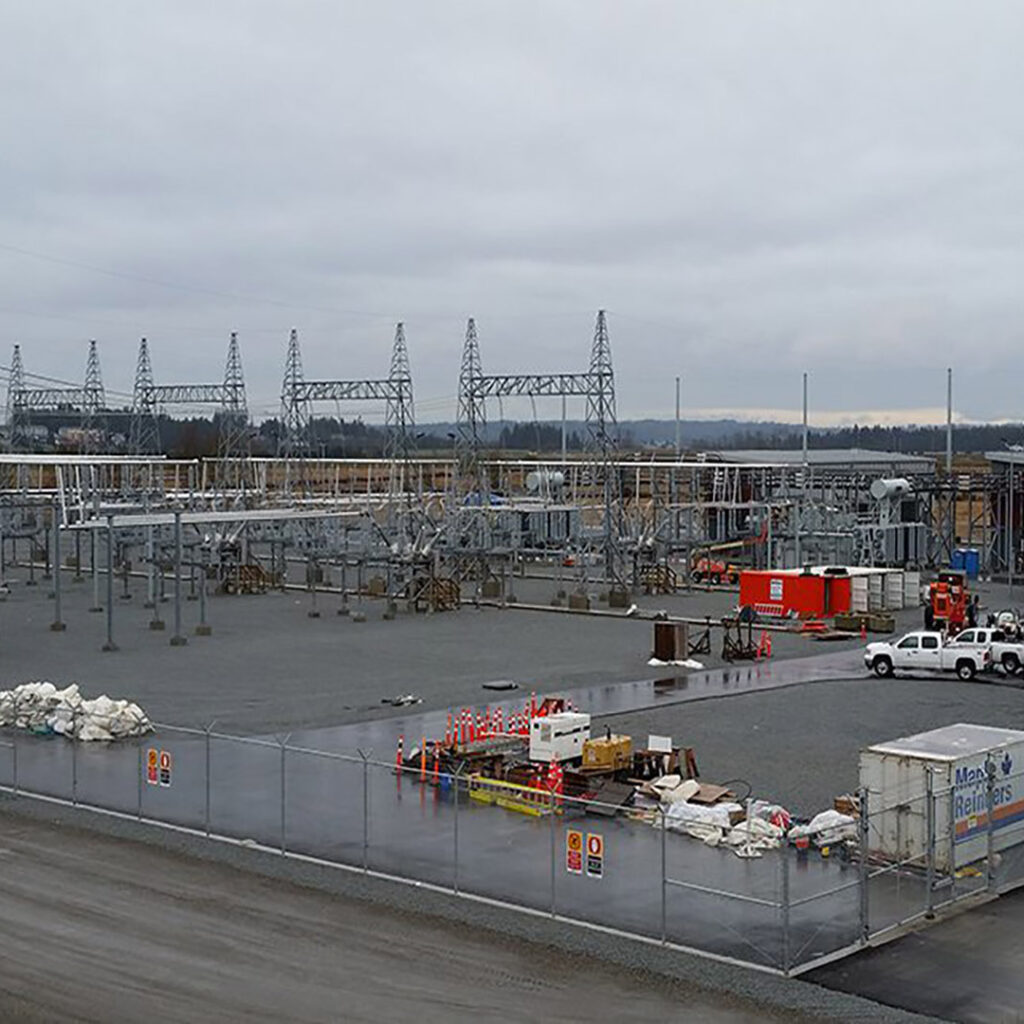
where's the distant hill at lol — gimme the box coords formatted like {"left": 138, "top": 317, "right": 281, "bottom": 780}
{"left": 420, "top": 418, "right": 1024, "bottom": 454}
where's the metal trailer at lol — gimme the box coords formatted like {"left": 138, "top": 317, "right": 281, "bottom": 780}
{"left": 860, "top": 723, "right": 1024, "bottom": 872}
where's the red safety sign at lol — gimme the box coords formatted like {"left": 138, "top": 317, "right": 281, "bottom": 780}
{"left": 586, "top": 832, "right": 604, "bottom": 878}
{"left": 146, "top": 748, "right": 159, "bottom": 786}
{"left": 566, "top": 829, "right": 583, "bottom": 875}
{"left": 158, "top": 749, "right": 172, "bottom": 788}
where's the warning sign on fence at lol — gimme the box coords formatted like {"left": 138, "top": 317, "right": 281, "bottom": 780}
{"left": 159, "top": 750, "right": 172, "bottom": 787}
{"left": 566, "top": 829, "right": 583, "bottom": 875}
{"left": 146, "top": 748, "right": 173, "bottom": 787}
{"left": 586, "top": 832, "right": 604, "bottom": 878}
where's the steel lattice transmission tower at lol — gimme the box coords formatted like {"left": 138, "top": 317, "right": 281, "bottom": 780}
{"left": 216, "top": 331, "right": 251, "bottom": 487}
{"left": 455, "top": 318, "right": 487, "bottom": 497}
{"left": 80, "top": 340, "right": 107, "bottom": 454}
{"left": 129, "top": 337, "right": 161, "bottom": 454}
{"left": 278, "top": 328, "right": 310, "bottom": 459}
{"left": 584, "top": 310, "right": 624, "bottom": 585}
{"left": 584, "top": 310, "right": 617, "bottom": 456}
{"left": 5, "top": 343, "right": 27, "bottom": 451}
{"left": 384, "top": 322, "right": 415, "bottom": 492}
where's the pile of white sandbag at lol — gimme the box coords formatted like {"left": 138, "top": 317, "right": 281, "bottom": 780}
{"left": 0, "top": 682, "right": 152, "bottom": 741}
{"left": 788, "top": 809, "right": 858, "bottom": 847}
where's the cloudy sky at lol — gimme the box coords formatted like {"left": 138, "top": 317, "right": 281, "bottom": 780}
{"left": 2, "top": 2, "right": 1022, "bottom": 426}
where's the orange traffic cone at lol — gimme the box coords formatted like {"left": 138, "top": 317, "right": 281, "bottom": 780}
{"left": 860, "top": 620, "right": 867, "bottom": 640}
{"left": 395, "top": 734, "right": 404, "bottom": 774}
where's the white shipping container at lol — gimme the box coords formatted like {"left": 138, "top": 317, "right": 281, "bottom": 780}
{"left": 867, "top": 574, "right": 884, "bottom": 611}
{"left": 851, "top": 576, "right": 869, "bottom": 613}
{"left": 859, "top": 723, "right": 1024, "bottom": 872}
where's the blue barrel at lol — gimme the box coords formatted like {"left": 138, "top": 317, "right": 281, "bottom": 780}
{"left": 951, "top": 548, "right": 966, "bottom": 571}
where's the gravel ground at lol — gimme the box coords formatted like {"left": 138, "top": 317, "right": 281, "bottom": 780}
{"left": 598, "top": 674, "right": 1024, "bottom": 816}
{"left": 0, "top": 562, "right": 889, "bottom": 734}
{"left": 0, "top": 798, "right": 937, "bottom": 1024}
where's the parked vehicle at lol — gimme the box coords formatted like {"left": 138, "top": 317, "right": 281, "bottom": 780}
{"left": 864, "top": 630, "right": 991, "bottom": 681}
{"left": 924, "top": 569, "right": 976, "bottom": 634}
{"left": 690, "top": 556, "right": 739, "bottom": 585}
{"left": 987, "top": 608, "right": 1023, "bottom": 640}
{"left": 951, "top": 626, "right": 1024, "bottom": 675}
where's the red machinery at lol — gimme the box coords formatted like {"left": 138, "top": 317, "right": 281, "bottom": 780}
{"left": 924, "top": 569, "right": 975, "bottom": 634}
{"left": 690, "top": 556, "right": 740, "bottom": 585}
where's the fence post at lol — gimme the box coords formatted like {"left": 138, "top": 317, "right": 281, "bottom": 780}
{"left": 12, "top": 737, "right": 18, "bottom": 796}
{"left": 280, "top": 735, "right": 290, "bottom": 855}
{"left": 71, "top": 718, "right": 78, "bottom": 805}
{"left": 453, "top": 764, "right": 462, "bottom": 894}
{"left": 986, "top": 756, "right": 996, "bottom": 893}
{"left": 358, "top": 749, "right": 370, "bottom": 871}
{"left": 926, "top": 768, "right": 936, "bottom": 918}
{"left": 948, "top": 782, "right": 957, "bottom": 900}
{"left": 859, "top": 786, "right": 869, "bottom": 944}
{"left": 660, "top": 806, "right": 667, "bottom": 944}
{"left": 780, "top": 844, "right": 791, "bottom": 974}
{"left": 136, "top": 742, "right": 143, "bottom": 818}
{"left": 549, "top": 793, "right": 556, "bottom": 918}
{"left": 205, "top": 722, "right": 215, "bottom": 837}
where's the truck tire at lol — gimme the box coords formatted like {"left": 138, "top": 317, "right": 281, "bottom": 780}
{"left": 690, "top": 570, "right": 703, "bottom": 583}
{"left": 710, "top": 572, "right": 722, "bottom": 585}
{"left": 1003, "top": 652, "right": 1021, "bottom": 675}
{"left": 956, "top": 660, "right": 976, "bottom": 681}
{"left": 728, "top": 572, "right": 739, "bottom": 585}
{"left": 873, "top": 656, "right": 893, "bottom": 678}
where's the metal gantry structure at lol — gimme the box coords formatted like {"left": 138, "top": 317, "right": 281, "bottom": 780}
{"left": 5, "top": 341, "right": 108, "bottom": 452}
{"left": 455, "top": 310, "right": 625, "bottom": 584}
{"left": 278, "top": 324, "right": 415, "bottom": 497}
{"left": 129, "top": 333, "right": 251, "bottom": 490}
{"left": 8, "top": 315, "right": 1024, "bottom": 629}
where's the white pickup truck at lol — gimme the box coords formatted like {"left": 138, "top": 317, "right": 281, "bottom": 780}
{"left": 949, "top": 626, "right": 1024, "bottom": 675}
{"left": 864, "top": 630, "right": 991, "bottom": 680}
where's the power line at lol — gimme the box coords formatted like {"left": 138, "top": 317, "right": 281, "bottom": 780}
{"left": 0, "top": 242, "right": 398, "bottom": 321}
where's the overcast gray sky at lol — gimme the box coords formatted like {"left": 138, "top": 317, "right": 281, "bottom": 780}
{"left": 2, "top": 2, "right": 1022, "bottom": 426}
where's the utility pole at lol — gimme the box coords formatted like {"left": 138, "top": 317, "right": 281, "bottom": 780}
{"left": 946, "top": 367, "right": 953, "bottom": 476}
{"left": 796, "top": 372, "right": 808, "bottom": 569}
{"left": 674, "top": 376, "right": 681, "bottom": 458}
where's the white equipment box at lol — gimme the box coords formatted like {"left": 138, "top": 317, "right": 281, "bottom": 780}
{"left": 529, "top": 712, "right": 591, "bottom": 763}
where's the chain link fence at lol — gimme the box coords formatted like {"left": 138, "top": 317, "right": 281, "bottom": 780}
{"left": 2, "top": 725, "right": 1023, "bottom": 976}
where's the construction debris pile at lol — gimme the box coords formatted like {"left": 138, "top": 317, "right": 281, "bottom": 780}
{"left": 0, "top": 682, "right": 152, "bottom": 741}
{"left": 397, "top": 693, "right": 862, "bottom": 860}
